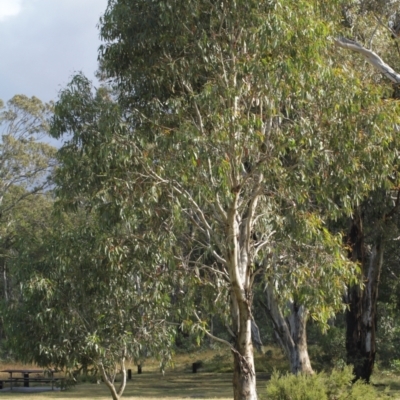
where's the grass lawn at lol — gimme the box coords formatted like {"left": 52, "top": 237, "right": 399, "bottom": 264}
{"left": 371, "top": 370, "right": 400, "bottom": 399}
{"left": 0, "top": 347, "right": 271, "bottom": 399}
{"left": 0, "top": 371, "right": 271, "bottom": 400}
{"left": 1, "top": 347, "right": 400, "bottom": 399}
{"left": 1, "top": 372, "right": 400, "bottom": 400}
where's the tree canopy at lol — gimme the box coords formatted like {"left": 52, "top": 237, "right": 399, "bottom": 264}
{"left": 3, "top": 1, "right": 400, "bottom": 399}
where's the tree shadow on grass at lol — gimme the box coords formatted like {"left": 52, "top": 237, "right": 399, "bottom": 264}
{"left": 0, "top": 372, "right": 269, "bottom": 399}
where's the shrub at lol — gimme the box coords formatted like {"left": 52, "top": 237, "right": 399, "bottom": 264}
{"left": 389, "top": 359, "right": 400, "bottom": 373}
{"left": 264, "top": 366, "right": 387, "bottom": 400}
{"left": 265, "top": 370, "right": 327, "bottom": 400}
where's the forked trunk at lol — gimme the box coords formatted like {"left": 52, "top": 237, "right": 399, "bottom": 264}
{"left": 346, "top": 216, "right": 383, "bottom": 382}
{"left": 223, "top": 187, "right": 260, "bottom": 400}
{"left": 263, "top": 285, "right": 313, "bottom": 374}
{"left": 99, "top": 357, "right": 127, "bottom": 400}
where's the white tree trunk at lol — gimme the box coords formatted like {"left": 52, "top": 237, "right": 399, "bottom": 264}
{"left": 287, "top": 303, "right": 313, "bottom": 375}
{"left": 231, "top": 291, "right": 257, "bottom": 400}
{"left": 226, "top": 191, "right": 258, "bottom": 400}
{"left": 264, "top": 285, "right": 313, "bottom": 375}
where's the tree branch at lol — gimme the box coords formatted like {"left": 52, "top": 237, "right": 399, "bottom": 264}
{"left": 334, "top": 37, "right": 400, "bottom": 84}
{"left": 385, "top": 188, "right": 400, "bottom": 220}
{"left": 193, "top": 310, "right": 234, "bottom": 350}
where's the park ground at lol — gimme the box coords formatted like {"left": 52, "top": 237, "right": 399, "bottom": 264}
{"left": 1, "top": 346, "right": 400, "bottom": 399}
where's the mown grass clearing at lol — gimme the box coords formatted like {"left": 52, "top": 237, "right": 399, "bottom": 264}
{"left": 0, "top": 371, "right": 269, "bottom": 399}
{"left": 1, "top": 372, "right": 400, "bottom": 400}
{"left": 1, "top": 347, "right": 400, "bottom": 399}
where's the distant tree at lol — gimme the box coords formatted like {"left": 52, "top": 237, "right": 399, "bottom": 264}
{"left": 15, "top": 82, "right": 179, "bottom": 400}
{"left": 0, "top": 95, "right": 55, "bottom": 212}
{"left": 0, "top": 95, "right": 56, "bottom": 347}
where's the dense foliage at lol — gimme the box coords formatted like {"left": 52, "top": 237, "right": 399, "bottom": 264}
{"left": 2, "top": 1, "right": 400, "bottom": 399}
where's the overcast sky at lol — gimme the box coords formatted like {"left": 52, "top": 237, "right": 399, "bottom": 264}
{"left": 0, "top": 0, "right": 109, "bottom": 104}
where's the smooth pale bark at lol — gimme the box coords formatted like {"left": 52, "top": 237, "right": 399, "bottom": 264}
{"left": 286, "top": 303, "right": 313, "bottom": 375}
{"left": 2, "top": 261, "right": 8, "bottom": 303}
{"left": 231, "top": 292, "right": 257, "bottom": 400}
{"left": 152, "top": 152, "right": 261, "bottom": 399}
{"left": 99, "top": 356, "right": 127, "bottom": 400}
{"left": 225, "top": 187, "right": 260, "bottom": 400}
{"left": 263, "top": 285, "right": 313, "bottom": 375}
{"left": 334, "top": 37, "right": 400, "bottom": 84}
{"left": 346, "top": 216, "right": 383, "bottom": 382}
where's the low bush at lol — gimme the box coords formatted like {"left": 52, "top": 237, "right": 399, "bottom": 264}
{"left": 264, "top": 365, "right": 388, "bottom": 400}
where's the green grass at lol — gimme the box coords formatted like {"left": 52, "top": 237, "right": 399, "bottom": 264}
{"left": 0, "top": 346, "right": 273, "bottom": 399}
{"left": 0, "top": 371, "right": 270, "bottom": 399}
{"left": 371, "top": 370, "right": 400, "bottom": 399}
{"left": 2, "top": 372, "right": 400, "bottom": 400}
{"left": 165, "top": 345, "right": 288, "bottom": 374}
{"left": 2, "top": 347, "right": 400, "bottom": 399}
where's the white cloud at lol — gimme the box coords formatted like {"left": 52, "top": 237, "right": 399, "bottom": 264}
{"left": 0, "top": 0, "right": 108, "bottom": 103}
{"left": 0, "top": 0, "right": 22, "bottom": 21}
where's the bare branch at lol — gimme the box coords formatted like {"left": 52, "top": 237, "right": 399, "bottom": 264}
{"left": 194, "top": 310, "right": 234, "bottom": 350}
{"left": 373, "top": 13, "right": 394, "bottom": 37}
{"left": 212, "top": 250, "right": 227, "bottom": 266}
{"left": 333, "top": 37, "right": 400, "bottom": 84}
{"left": 254, "top": 230, "right": 275, "bottom": 258}
{"left": 250, "top": 267, "right": 264, "bottom": 289}
{"left": 171, "top": 179, "right": 213, "bottom": 233}
{"left": 385, "top": 188, "right": 400, "bottom": 220}
{"left": 242, "top": 174, "right": 263, "bottom": 260}
{"left": 198, "top": 262, "right": 229, "bottom": 279}
{"left": 215, "top": 194, "right": 228, "bottom": 222}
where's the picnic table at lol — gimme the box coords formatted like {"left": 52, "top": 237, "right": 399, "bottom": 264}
{"left": 0, "top": 369, "right": 60, "bottom": 390}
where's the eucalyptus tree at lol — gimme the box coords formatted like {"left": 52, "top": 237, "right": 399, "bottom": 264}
{"left": 42, "top": 80, "right": 181, "bottom": 399}
{"left": 331, "top": 5, "right": 400, "bottom": 381}
{"left": 260, "top": 224, "right": 357, "bottom": 375}
{"left": 94, "top": 1, "right": 400, "bottom": 398}
{"left": 0, "top": 94, "right": 56, "bottom": 261}
{"left": 375, "top": 215, "right": 400, "bottom": 368}
{"left": 0, "top": 95, "right": 55, "bottom": 212}
{"left": 0, "top": 187, "right": 53, "bottom": 302}
{"left": 0, "top": 95, "right": 56, "bottom": 347}
{"left": 5, "top": 208, "right": 175, "bottom": 400}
